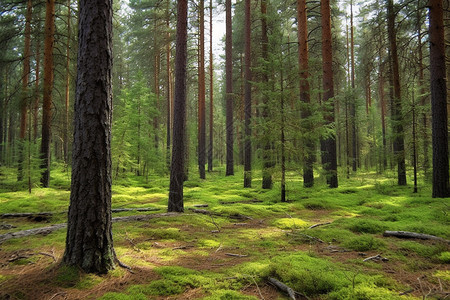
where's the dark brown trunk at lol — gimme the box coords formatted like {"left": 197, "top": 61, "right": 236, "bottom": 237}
{"left": 208, "top": 0, "right": 213, "bottom": 172}
{"left": 261, "top": 0, "right": 272, "bottom": 189}
{"left": 18, "top": 0, "right": 32, "bottom": 181}
{"left": 243, "top": 0, "right": 252, "bottom": 187}
{"left": 34, "top": 31, "right": 41, "bottom": 141}
{"left": 63, "top": 0, "right": 115, "bottom": 273}
{"left": 225, "top": 0, "right": 234, "bottom": 176}
{"left": 168, "top": 0, "right": 188, "bottom": 212}
{"left": 321, "top": 0, "right": 338, "bottom": 188}
{"left": 379, "top": 59, "right": 387, "bottom": 170}
{"left": 297, "top": 0, "right": 314, "bottom": 188}
{"left": 154, "top": 41, "right": 160, "bottom": 149}
{"left": 40, "top": 0, "right": 55, "bottom": 187}
{"left": 387, "top": 0, "right": 407, "bottom": 185}
{"left": 198, "top": 0, "right": 206, "bottom": 179}
{"left": 429, "top": 0, "right": 450, "bottom": 197}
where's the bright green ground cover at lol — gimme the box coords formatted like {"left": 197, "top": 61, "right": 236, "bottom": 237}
{"left": 0, "top": 165, "right": 448, "bottom": 299}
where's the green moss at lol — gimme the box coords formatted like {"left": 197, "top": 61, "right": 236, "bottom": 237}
{"left": 202, "top": 289, "right": 258, "bottom": 300}
{"left": 98, "top": 292, "right": 147, "bottom": 300}
{"left": 127, "top": 279, "right": 184, "bottom": 296}
{"left": 344, "top": 235, "right": 385, "bottom": 251}
{"left": 329, "top": 285, "right": 405, "bottom": 300}
{"left": 438, "top": 251, "right": 450, "bottom": 263}
{"left": 55, "top": 265, "right": 80, "bottom": 287}
{"left": 273, "top": 218, "right": 309, "bottom": 229}
{"left": 347, "top": 219, "right": 387, "bottom": 234}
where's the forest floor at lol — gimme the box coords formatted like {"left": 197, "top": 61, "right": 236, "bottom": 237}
{"left": 0, "top": 165, "right": 448, "bottom": 300}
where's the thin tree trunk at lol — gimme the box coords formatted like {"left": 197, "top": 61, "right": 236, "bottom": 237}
{"left": 280, "top": 57, "right": 286, "bottom": 202}
{"left": 154, "top": 42, "right": 160, "bottom": 150}
{"left": 63, "top": 0, "right": 115, "bottom": 273}
{"left": 297, "top": 0, "right": 314, "bottom": 188}
{"left": 243, "top": 0, "right": 252, "bottom": 188}
{"left": 350, "top": 2, "right": 357, "bottom": 172}
{"left": 225, "top": 0, "right": 234, "bottom": 176}
{"left": 34, "top": 31, "right": 41, "bottom": 141}
{"left": 429, "top": 0, "right": 450, "bottom": 197}
{"left": 321, "top": 0, "right": 338, "bottom": 188}
{"left": 168, "top": 0, "right": 188, "bottom": 212}
{"left": 208, "top": 0, "right": 213, "bottom": 172}
{"left": 261, "top": 0, "right": 272, "bottom": 189}
{"left": 387, "top": 0, "right": 407, "bottom": 186}
{"left": 166, "top": 3, "right": 172, "bottom": 172}
{"left": 63, "top": 0, "right": 71, "bottom": 166}
{"left": 40, "top": 0, "right": 55, "bottom": 187}
{"left": 18, "top": 0, "right": 32, "bottom": 182}
{"left": 198, "top": 0, "right": 206, "bottom": 179}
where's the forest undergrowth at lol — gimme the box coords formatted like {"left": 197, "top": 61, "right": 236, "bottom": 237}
{"left": 0, "top": 165, "right": 448, "bottom": 299}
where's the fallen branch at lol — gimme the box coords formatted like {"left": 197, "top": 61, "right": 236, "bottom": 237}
{"left": 193, "top": 204, "right": 209, "bottom": 208}
{"left": 362, "top": 254, "right": 388, "bottom": 262}
{"left": 268, "top": 277, "right": 296, "bottom": 300}
{"left": 383, "top": 231, "right": 450, "bottom": 243}
{"left": 38, "top": 251, "right": 56, "bottom": 262}
{"left": 1, "top": 212, "right": 54, "bottom": 219}
{"left": 0, "top": 213, "right": 184, "bottom": 243}
{"left": 225, "top": 253, "right": 248, "bottom": 257}
{"left": 188, "top": 208, "right": 213, "bottom": 215}
{"left": 308, "top": 222, "right": 331, "bottom": 229}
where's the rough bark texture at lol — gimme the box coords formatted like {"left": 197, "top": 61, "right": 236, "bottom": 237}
{"left": 387, "top": 0, "right": 407, "bottom": 186}
{"left": 225, "top": 0, "right": 234, "bottom": 176}
{"left": 18, "top": 0, "right": 32, "bottom": 181}
{"left": 321, "top": 0, "right": 338, "bottom": 188}
{"left": 168, "top": 0, "right": 188, "bottom": 212}
{"left": 63, "top": 0, "right": 115, "bottom": 274}
{"left": 429, "top": 0, "right": 450, "bottom": 197}
{"left": 198, "top": 0, "right": 206, "bottom": 179}
{"left": 297, "top": 0, "right": 314, "bottom": 188}
{"left": 243, "top": 0, "right": 252, "bottom": 188}
{"left": 40, "top": 0, "right": 55, "bottom": 187}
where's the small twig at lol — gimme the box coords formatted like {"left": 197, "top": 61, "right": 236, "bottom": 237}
{"left": 209, "top": 215, "right": 221, "bottom": 232}
{"left": 172, "top": 245, "right": 193, "bottom": 250}
{"left": 193, "top": 204, "right": 209, "bottom": 208}
{"left": 48, "top": 292, "right": 66, "bottom": 300}
{"left": 215, "top": 243, "right": 223, "bottom": 252}
{"left": 308, "top": 222, "right": 331, "bottom": 229}
{"left": 234, "top": 223, "right": 248, "bottom": 226}
{"left": 38, "top": 251, "right": 56, "bottom": 262}
{"left": 225, "top": 253, "right": 248, "bottom": 257}
{"left": 363, "top": 254, "right": 388, "bottom": 262}
{"left": 245, "top": 274, "right": 264, "bottom": 300}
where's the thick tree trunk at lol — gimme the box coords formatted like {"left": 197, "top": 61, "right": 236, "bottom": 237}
{"left": 387, "top": 0, "right": 407, "bottom": 186}
{"left": 297, "top": 0, "right": 314, "bottom": 188}
{"left": 40, "top": 0, "right": 55, "bottom": 187}
{"left": 429, "top": 0, "right": 450, "bottom": 197}
{"left": 225, "top": 0, "right": 234, "bottom": 176}
{"left": 168, "top": 0, "right": 188, "bottom": 212}
{"left": 321, "top": 0, "right": 338, "bottom": 188}
{"left": 243, "top": 0, "right": 252, "bottom": 188}
{"left": 198, "top": 0, "right": 206, "bottom": 179}
{"left": 208, "top": 0, "right": 213, "bottom": 172}
{"left": 63, "top": 0, "right": 115, "bottom": 274}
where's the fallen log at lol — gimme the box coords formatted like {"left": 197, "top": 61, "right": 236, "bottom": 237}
{"left": 1, "top": 212, "right": 54, "bottom": 219}
{"left": 0, "top": 212, "right": 183, "bottom": 243}
{"left": 268, "top": 277, "right": 296, "bottom": 300}
{"left": 383, "top": 231, "right": 450, "bottom": 243}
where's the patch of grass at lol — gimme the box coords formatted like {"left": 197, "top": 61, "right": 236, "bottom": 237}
{"left": 344, "top": 235, "right": 385, "bottom": 251}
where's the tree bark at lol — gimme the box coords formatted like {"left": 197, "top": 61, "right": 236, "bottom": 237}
{"left": 225, "top": 0, "right": 234, "bottom": 176}
{"left": 168, "top": 0, "right": 188, "bottom": 212}
{"left": 18, "top": 0, "right": 32, "bottom": 182}
{"left": 321, "top": 0, "right": 338, "bottom": 188}
{"left": 40, "top": 0, "right": 55, "bottom": 187}
{"left": 166, "top": 6, "right": 172, "bottom": 172}
{"left": 243, "top": 0, "right": 252, "bottom": 188}
{"left": 429, "top": 0, "right": 450, "bottom": 197}
{"left": 350, "top": 2, "right": 357, "bottom": 172}
{"left": 387, "top": 0, "right": 407, "bottom": 186}
{"left": 198, "top": 0, "right": 206, "bottom": 179}
{"left": 63, "top": 0, "right": 115, "bottom": 274}
{"left": 208, "top": 0, "right": 213, "bottom": 172}
{"left": 297, "top": 0, "right": 314, "bottom": 188}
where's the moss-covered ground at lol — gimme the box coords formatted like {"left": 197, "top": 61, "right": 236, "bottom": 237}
{"left": 0, "top": 165, "right": 448, "bottom": 299}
